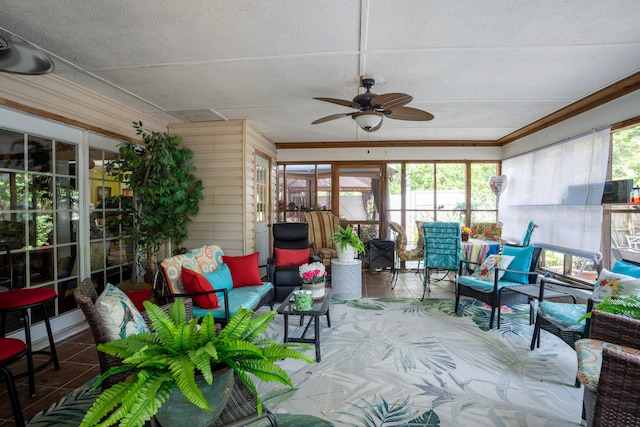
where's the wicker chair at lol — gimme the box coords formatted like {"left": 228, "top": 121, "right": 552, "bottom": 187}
{"left": 575, "top": 310, "right": 640, "bottom": 427}
{"left": 389, "top": 221, "right": 424, "bottom": 288}
{"left": 73, "top": 278, "right": 277, "bottom": 426}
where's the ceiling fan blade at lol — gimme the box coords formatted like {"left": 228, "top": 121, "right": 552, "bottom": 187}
{"left": 311, "top": 113, "right": 354, "bottom": 124}
{"left": 313, "top": 97, "right": 361, "bottom": 109}
{"left": 386, "top": 106, "right": 434, "bottom": 121}
{"left": 370, "top": 93, "right": 412, "bottom": 110}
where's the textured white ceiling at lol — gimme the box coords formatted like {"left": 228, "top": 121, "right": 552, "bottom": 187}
{"left": 1, "top": 0, "right": 639, "bottom": 143}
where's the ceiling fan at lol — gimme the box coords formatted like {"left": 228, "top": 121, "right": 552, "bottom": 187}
{"left": 311, "top": 78, "right": 434, "bottom": 132}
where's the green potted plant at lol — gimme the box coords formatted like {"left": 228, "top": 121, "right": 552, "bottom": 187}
{"left": 329, "top": 224, "right": 365, "bottom": 262}
{"left": 581, "top": 294, "right": 640, "bottom": 320}
{"left": 80, "top": 300, "right": 313, "bottom": 427}
{"left": 108, "top": 121, "right": 203, "bottom": 286}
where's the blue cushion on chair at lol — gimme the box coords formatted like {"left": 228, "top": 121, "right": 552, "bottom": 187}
{"left": 538, "top": 301, "right": 587, "bottom": 332}
{"left": 611, "top": 260, "right": 640, "bottom": 279}
{"left": 203, "top": 264, "right": 234, "bottom": 291}
{"left": 501, "top": 244, "right": 534, "bottom": 284}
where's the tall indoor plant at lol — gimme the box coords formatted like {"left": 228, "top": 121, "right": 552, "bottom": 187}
{"left": 108, "top": 121, "right": 203, "bottom": 283}
{"left": 80, "top": 300, "right": 313, "bottom": 427}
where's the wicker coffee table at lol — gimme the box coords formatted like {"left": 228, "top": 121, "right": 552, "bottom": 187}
{"left": 277, "top": 287, "right": 332, "bottom": 362}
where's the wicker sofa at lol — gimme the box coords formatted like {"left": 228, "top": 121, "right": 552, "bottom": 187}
{"left": 575, "top": 309, "right": 640, "bottom": 427}
{"left": 157, "top": 245, "right": 274, "bottom": 324}
{"left": 73, "top": 278, "right": 277, "bottom": 426}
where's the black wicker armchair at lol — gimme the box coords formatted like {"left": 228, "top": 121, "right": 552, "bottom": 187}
{"left": 74, "top": 278, "right": 277, "bottom": 426}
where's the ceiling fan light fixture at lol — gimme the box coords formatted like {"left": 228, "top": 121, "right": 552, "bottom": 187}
{"left": 353, "top": 111, "right": 383, "bottom": 132}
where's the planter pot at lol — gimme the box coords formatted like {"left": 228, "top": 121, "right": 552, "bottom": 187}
{"left": 336, "top": 243, "right": 357, "bottom": 263}
{"left": 155, "top": 367, "right": 234, "bottom": 427}
{"left": 302, "top": 280, "right": 326, "bottom": 300}
{"left": 124, "top": 287, "right": 152, "bottom": 312}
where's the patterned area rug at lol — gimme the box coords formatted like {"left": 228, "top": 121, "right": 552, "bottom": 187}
{"left": 27, "top": 298, "right": 583, "bottom": 426}
{"left": 257, "top": 298, "right": 583, "bottom": 426}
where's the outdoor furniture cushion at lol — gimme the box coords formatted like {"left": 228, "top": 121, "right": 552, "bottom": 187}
{"left": 222, "top": 252, "right": 263, "bottom": 287}
{"left": 611, "top": 259, "right": 640, "bottom": 278}
{"left": 203, "top": 264, "right": 234, "bottom": 292}
{"left": 191, "top": 285, "right": 272, "bottom": 319}
{"left": 275, "top": 248, "right": 311, "bottom": 267}
{"left": 470, "top": 222, "right": 502, "bottom": 241}
{"left": 95, "top": 284, "right": 149, "bottom": 341}
{"left": 592, "top": 268, "right": 640, "bottom": 300}
{"left": 501, "top": 244, "right": 534, "bottom": 284}
{"left": 538, "top": 301, "right": 587, "bottom": 332}
{"left": 575, "top": 338, "right": 640, "bottom": 391}
{"left": 182, "top": 268, "right": 219, "bottom": 308}
{"left": 471, "top": 254, "right": 514, "bottom": 282}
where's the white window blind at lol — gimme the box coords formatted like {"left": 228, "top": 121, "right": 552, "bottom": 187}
{"left": 500, "top": 127, "right": 611, "bottom": 260}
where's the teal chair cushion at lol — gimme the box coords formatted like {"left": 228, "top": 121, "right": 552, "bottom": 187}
{"left": 501, "top": 244, "right": 534, "bottom": 284}
{"left": 192, "top": 282, "right": 274, "bottom": 319}
{"left": 204, "top": 265, "right": 234, "bottom": 291}
{"left": 611, "top": 260, "right": 640, "bottom": 278}
{"left": 458, "top": 275, "right": 514, "bottom": 291}
{"left": 538, "top": 301, "right": 587, "bottom": 332}
{"left": 520, "top": 220, "right": 536, "bottom": 246}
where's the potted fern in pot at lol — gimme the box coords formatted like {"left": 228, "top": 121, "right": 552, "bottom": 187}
{"left": 329, "top": 224, "right": 365, "bottom": 263}
{"left": 80, "top": 300, "right": 313, "bottom": 427}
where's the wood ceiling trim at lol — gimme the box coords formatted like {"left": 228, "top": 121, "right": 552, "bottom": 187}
{"left": 275, "top": 140, "right": 500, "bottom": 149}
{"left": 497, "top": 71, "right": 640, "bottom": 146}
{"left": 0, "top": 97, "right": 140, "bottom": 144}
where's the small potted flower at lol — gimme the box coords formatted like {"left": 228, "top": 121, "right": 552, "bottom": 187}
{"left": 299, "top": 261, "right": 327, "bottom": 300}
{"left": 461, "top": 226, "right": 471, "bottom": 242}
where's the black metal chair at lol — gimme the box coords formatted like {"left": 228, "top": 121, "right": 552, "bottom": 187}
{"left": 456, "top": 244, "right": 542, "bottom": 329}
{"left": 267, "top": 222, "right": 321, "bottom": 301}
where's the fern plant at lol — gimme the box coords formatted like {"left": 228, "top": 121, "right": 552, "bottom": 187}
{"left": 328, "top": 224, "right": 366, "bottom": 254}
{"left": 80, "top": 300, "right": 313, "bottom": 427}
{"left": 581, "top": 294, "right": 640, "bottom": 321}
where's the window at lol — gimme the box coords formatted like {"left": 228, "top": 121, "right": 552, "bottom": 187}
{"left": 606, "top": 124, "right": 640, "bottom": 267}
{"left": 0, "top": 128, "right": 79, "bottom": 332}
{"left": 89, "top": 149, "right": 133, "bottom": 290}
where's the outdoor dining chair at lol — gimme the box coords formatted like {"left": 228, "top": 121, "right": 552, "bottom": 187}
{"left": 422, "top": 222, "right": 462, "bottom": 299}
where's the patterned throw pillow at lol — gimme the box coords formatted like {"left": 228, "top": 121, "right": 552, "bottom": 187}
{"left": 472, "top": 254, "right": 515, "bottom": 282}
{"left": 592, "top": 268, "right": 640, "bottom": 300}
{"left": 95, "top": 284, "right": 149, "bottom": 341}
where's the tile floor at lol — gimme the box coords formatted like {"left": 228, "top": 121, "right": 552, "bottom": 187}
{"left": 0, "top": 267, "right": 455, "bottom": 426}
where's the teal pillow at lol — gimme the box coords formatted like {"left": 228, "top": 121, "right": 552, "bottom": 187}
{"left": 611, "top": 260, "right": 640, "bottom": 279}
{"left": 501, "top": 245, "right": 534, "bottom": 284}
{"left": 204, "top": 264, "right": 234, "bottom": 291}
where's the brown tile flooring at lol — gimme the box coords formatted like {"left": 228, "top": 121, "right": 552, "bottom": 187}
{"left": 0, "top": 267, "right": 455, "bottom": 426}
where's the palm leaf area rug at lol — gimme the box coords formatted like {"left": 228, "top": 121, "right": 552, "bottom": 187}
{"left": 27, "top": 298, "right": 582, "bottom": 427}
{"left": 255, "top": 298, "right": 584, "bottom": 427}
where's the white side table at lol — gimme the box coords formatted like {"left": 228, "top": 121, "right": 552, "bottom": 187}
{"left": 330, "top": 259, "right": 362, "bottom": 299}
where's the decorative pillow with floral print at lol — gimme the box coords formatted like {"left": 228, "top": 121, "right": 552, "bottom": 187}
{"left": 471, "top": 254, "right": 514, "bottom": 282}
{"left": 592, "top": 268, "right": 640, "bottom": 300}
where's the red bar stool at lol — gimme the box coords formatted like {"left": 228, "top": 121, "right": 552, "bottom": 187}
{"left": 0, "top": 244, "right": 60, "bottom": 397}
{"left": 0, "top": 337, "right": 27, "bottom": 427}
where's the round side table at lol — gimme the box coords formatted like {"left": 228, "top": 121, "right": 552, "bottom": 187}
{"left": 330, "top": 259, "right": 362, "bottom": 299}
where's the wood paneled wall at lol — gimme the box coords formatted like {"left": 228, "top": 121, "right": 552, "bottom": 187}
{"left": 170, "top": 120, "right": 276, "bottom": 256}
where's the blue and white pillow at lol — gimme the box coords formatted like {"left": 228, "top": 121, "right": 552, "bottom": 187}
{"left": 95, "top": 283, "right": 149, "bottom": 341}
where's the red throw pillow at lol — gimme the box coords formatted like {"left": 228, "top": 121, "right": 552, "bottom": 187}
{"left": 275, "top": 248, "right": 310, "bottom": 267}
{"left": 222, "top": 252, "right": 263, "bottom": 288}
{"left": 181, "top": 268, "right": 219, "bottom": 308}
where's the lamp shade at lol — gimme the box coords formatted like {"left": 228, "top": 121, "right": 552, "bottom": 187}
{"left": 353, "top": 112, "right": 383, "bottom": 132}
